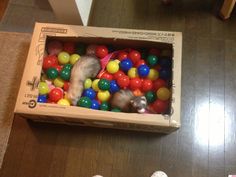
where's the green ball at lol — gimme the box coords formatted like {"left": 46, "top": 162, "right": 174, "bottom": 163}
{"left": 63, "top": 63, "right": 72, "bottom": 70}
{"left": 60, "top": 68, "right": 71, "bottom": 81}
{"left": 46, "top": 67, "right": 58, "bottom": 79}
{"left": 145, "top": 91, "right": 157, "bottom": 103}
{"left": 147, "top": 55, "right": 158, "bottom": 66}
{"left": 76, "top": 43, "right": 86, "bottom": 55}
{"left": 111, "top": 108, "right": 121, "bottom": 112}
{"left": 100, "top": 102, "right": 110, "bottom": 111}
{"left": 77, "top": 97, "right": 92, "bottom": 108}
{"left": 98, "top": 79, "right": 110, "bottom": 90}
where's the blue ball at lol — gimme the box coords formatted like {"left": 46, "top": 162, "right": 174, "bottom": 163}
{"left": 91, "top": 100, "right": 100, "bottom": 110}
{"left": 159, "top": 58, "right": 172, "bottom": 68}
{"left": 37, "top": 95, "right": 47, "bottom": 103}
{"left": 159, "top": 68, "right": 171, "bottom": 79}
{"left": 83, "top": 88, "right": 96, "bottom": 99}
{"left": 109, "top": 80, "right": 120, "bottom": 93}
{"left": 138, "top": 64, "right": 150, "bottom": 77}
{"left": 120, "top": 58, "right": 133, "bottom": 72}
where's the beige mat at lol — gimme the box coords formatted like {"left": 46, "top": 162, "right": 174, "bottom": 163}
{"left": 0, "top": 32, "right": 31, "bottom": 168}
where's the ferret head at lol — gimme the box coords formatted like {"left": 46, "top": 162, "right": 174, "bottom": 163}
{"left": 130, "top": 96, "right": 147, "bottom": 113}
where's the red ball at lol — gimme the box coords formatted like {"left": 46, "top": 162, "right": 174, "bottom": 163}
{"left": 149, "top": 48, "right": 161, "bottom": 56}
{"left": 129, "top": 78, "right": 142, "bottom": 90}
{"left": 135, "top": 59, "right": 146, "bottom": 67}
{"left": 113, "top": 70, "right": 125, "bottom": 80}
{"left": 53, "top": 65, "right": 63, "bottom": 73}
{"left": 154, "top": 64, "right": 162, "bottom": 71}
{"left": 101, "top": 71, "right": 113, "bottom": 81}
{"left": 96, "top": 45, "right": 108, "bottom": 58}
{"left": 153, "top": 79, "right": 167, "bottom": 91}
{"left": 63, "top": 42, "right": 75, "bottom": 54}
{"left": 49, "top": 88, "right": 63, "bottom": 102}
{"left": 43, "top": 55, "right": 58, "bottom": 70}
{"left": 117, "top": 75, "right": 130, "bottom": 89}
{"left": 47, "top": 40, "right": 63, "bottom": 55}
{"left": 118, "top": 51, "right": 128, "bottom": 61}
{"left": 63, "top": 82, "right": 70, "bottom": 91}
{"left": 141, "top": 79, "right": 153, "bottom": 92}
{"left": 128, "top": 50, "right": 141, "bottom": 64}
{"left": 151, "top": 100, "right": 169, "bottom": 113}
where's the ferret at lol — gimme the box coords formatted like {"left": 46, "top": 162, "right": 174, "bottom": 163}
{"left": 110, "top": 90, "right": 149, "bottom": 113}
{"left": 67, "top": 55, "right": 101, "bottom": 105}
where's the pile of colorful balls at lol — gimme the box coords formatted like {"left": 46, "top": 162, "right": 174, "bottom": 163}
{"left": 38, "top": 40, "right": 172, "bottom": 114}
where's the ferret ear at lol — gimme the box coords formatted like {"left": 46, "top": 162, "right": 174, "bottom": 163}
{"left": 141, "top": 96, "right": 146, "bottom": 101}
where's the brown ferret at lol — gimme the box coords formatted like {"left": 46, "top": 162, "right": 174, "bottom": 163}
{"left": 67, "top": 55, "right": 101, "bottom": 106}
{"left": 110, "top": 90, "right": 149, "bottom": 113}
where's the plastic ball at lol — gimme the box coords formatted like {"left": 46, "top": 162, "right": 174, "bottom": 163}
{"left": 86, "top": 44, "right": 97, "bottom": 55}
{"left": 58, "top": 51, "right": 70, "bottom": 64}
{"left": 63, "top": 63, "right": 72, "bottom": 70}
{"left": 70, "top": 54, "right": 80, "bottom": 65}
{"left": 153, "top": 79, "right": 167, "bottom": 91}
{"left": 106, "top": 61, "right": 119, "bottom": 74}
{"left": 129, "top": 78, "right": 142, "bottom": 90}
{"left": 117, "top": 75, "right": 130, "bottom": 89}
{"left": 119, "top": 59, "right": 133, "bottom": 72}
{"left": 39, "top": 82, "right": 50, "bottom": 95}
{"left": 152, "top": 100, "right": 169, "bottom": 113}
{"left": 92, "top": 79, "right": 100, "bottom": 92}
{"left": 109, "top": 80, "right": 120, "bottom": 93}
{"left": 118, "top": 51, "right": 128, "bottom": 61}
{"left": 43, "top": 55, "right": 58, "bottom": 70}
{"left": 114, "top": 59, "right": 120, "bottom": 64}
{"left": 128, "top": 50, "right": 141, "bottom": 64}
{"left": 138, "top": 64, "right": 150, "bottom": 77}
{"left": 37, "top": 95, "right": 47, "bottom": 103}
{"left": 141, "top": 79, "right": 153, "bottom": 92}
{"left": 135, "top": 59, "right": 145, "bottom": 67}
{"left": 147, "top": 69, "right": 159, "bottom": 81}
{"left": 63, "top": 82, "right": 70, "bottom": 91}
{"left": 46, "top": 67, "right": 58, "bottom": 80}
{"left": 149, "top": 48, "right": 161, "bottom": 56}
{"left": 113, "top": 70, "right": 125, "bottom": 80}
{"left": 159, "top": 58, "right": 172, "bottom": 68}
{"left": 100, "top": 71, "right": 113, "bottom": 81}
{"left": 159, "top": 68, "right": 171, "bottom": 79}
{"left": 133, "top": 89, "right": 144, "bottom": 96}
{"left": 98, "top": 79, "right": 110, "bottom": 90}
{"left": 156, "top": 87, "right": 171, "bottom": 101}
{"left": 111, "top": 108, "right": 121, "bottom": 112}
{"left": 78, "top": 96, "right": 92, "bottom": 108}
{"left": 63, "top": 42, "right": 75, "bottom": 54}
{"left": 83, "top": 88, "right": 96, "bottom": 99}
{"left": 97, "top": 90, "right": 110, "bottom": 102}
{"left": 53, "top": 77, "right": 64, "bottom": 88}
{"left": 91, "top": 100, "right": 100, "bottom": 110}
{"left": 84, "top": 78, "right": 92, "bottom": 89}
{"left": 60, "top": 68, "right": 71, "bottom": 81}
{"left": 53, "top": 65, "right": 63, "bottom": 73}
{"left": 147, "top": 55, "right": 158, "bottom": 66}
{"left": 96, "top": 45, "right": 108, "bottom": 58}
{"left": 47, "top": 40, "right": 63, "bottom": 55}
{"left": 76, "top": 43, "right": 86, "bottom": 55}
{"left": 57, "top": 98, "right": 70, "bottom": 106}
{"left": 100, "top": 101, "right": 110, "bottom": 111}
{"left": 127, "top": 67, "right": 138, "bottom": 78}
{"left": 49, "top": 88, "right": 63, "bottom": 102}
{"left": 145, "top": 91, "right": 157, "bottom": 103}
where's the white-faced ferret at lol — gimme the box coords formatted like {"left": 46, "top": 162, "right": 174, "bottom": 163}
{"left": 110, "top": 90, "right": 149, "bottom": 113}
{"left": 67, "top": 55, "right": 101, "bottom": 106}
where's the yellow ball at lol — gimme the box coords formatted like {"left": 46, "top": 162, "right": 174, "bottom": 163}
{"left": 106, "top": 61, "right": 119, "bottom": 74}
{"left": 92, "top": 79, "right": 100, "bottom": 92}
{"left": 128, "top": 67, "right": 138, "bottom": 78}
{"left": 53, "top": 77, "right": 64, "bottom": 88}
{"left": 38, "top": 82, "right": 49, "bottom": 95}
{"left": 70, "top": 54, "right": 80, "bottom": 65}
{"left": 148, "top": 69, "right": 159, "bottom": 80}
{"left": 58, "top": 51, "right": 70, "bottom": 64}
{"left": 57, "top": 98, "right": 71, "bottom": 106}
{"left": 156, "top": 87, "right": 171, "bottom": 101}
{"left": 84, "top": 78, "right": 92, "bottom": 89}
{"left": 97, "top": 90, "right": 111, "bottom": 102}
{"left": 114, "top": 59, "right": 120, "bottom": 64}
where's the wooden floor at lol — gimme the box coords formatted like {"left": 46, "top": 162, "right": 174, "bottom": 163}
{"left": 1, "top": 0, "right": 236, "bottom": 177}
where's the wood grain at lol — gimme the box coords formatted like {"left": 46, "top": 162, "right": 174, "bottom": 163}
{"left": 1, "top": 0, "right": 236, "bottom": 177}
